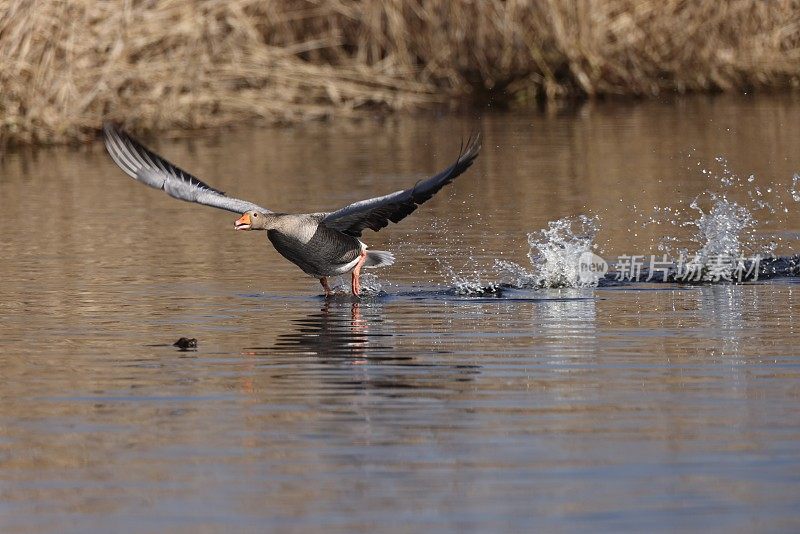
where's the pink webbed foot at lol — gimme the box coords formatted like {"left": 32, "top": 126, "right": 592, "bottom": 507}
{"left": 350, "top": 250, "right": 368, "bottom": 296}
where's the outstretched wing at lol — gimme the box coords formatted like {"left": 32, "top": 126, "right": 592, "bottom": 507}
{"left": 320, "top": 133, "right": 481, "bottom": 237}
{"left": 103, "top": 123, "right": 271, "bottom": 214}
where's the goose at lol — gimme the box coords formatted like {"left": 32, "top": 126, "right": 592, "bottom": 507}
{"left": 102, "top": 124, "right": 481, "bottom": 296}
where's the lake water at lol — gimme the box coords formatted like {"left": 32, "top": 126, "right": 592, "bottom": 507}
{"left": 1, "top": 95, "right": 800, "bottom": 532}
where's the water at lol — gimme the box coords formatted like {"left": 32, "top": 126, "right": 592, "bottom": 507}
{"left": 2, "top": 95, "right": 800, "bottom": 532}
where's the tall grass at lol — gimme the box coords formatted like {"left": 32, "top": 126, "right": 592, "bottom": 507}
{"left": 1, "top": 0, "right": 798, "bottom": 144}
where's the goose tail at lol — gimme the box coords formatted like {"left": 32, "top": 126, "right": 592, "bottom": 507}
{"left": 364, "top": 250, "right": 395, "bottom": 268}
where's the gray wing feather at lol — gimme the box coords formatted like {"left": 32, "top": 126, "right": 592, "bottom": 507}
{"left": 103, "top": 123, "right": 271, "bottom": 214}
{"left": 320, "top": 133, "right": 481, "bottom": 237}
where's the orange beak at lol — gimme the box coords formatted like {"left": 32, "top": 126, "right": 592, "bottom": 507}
{"left": 234, "top": 213, "right": 251, "bottom": 230}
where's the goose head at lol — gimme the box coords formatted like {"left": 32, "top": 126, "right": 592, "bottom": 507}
{"left": 234, "top": 211, "right": 269, "bottom": 231}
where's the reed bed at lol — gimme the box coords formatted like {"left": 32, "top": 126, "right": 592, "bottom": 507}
{"left": 1, "top": 0, "right": 798, "bottom": 144}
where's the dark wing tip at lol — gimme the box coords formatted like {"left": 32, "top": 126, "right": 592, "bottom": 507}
{"left": 409, "top": 129, "right": 482, "bottom": 203}
{"left": 316, "top": 131, "right": 482, "bottom": 238}
{"left": 101, "top": 122, "right": 226, "bottom": 196}
{"left": 444, "top": 130, "right": 482, "bottom": 181}
{"left": 459, "top": 131, "right": 482, "bottom": 166}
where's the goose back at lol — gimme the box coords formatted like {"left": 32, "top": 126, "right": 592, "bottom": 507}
{"left": 267, "top": 215, "right": 363, "bottom": 277}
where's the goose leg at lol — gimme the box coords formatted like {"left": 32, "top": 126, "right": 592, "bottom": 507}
{"left": 350, "top": 250, "right": 368, "bottom": 296}
{"left": 319, "top": 277, "right": 332, "bottom": 297}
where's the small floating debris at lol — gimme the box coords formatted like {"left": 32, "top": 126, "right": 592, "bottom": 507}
{"left": 173, "top": 337, "right": 198, "bottom": 350}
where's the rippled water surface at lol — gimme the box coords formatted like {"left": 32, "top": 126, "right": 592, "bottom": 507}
{"left": 2, "top": 95, "right": 800, "bottom": 532}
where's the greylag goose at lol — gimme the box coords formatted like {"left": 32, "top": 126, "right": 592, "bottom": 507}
{"left": 103, "top": 124, "right": 481, "bottom": 296}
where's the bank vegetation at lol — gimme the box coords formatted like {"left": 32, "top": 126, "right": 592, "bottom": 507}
{"left": 1, "top": 0, "right": 798, "bottom": 144}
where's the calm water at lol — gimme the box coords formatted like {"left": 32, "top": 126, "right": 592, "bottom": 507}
{"left": 2, "top": 95, "right": 800, "bottom": 532}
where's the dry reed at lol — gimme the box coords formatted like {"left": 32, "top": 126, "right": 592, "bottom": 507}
{"left": 1, "top": 0, "right": 799, "bottom": 144}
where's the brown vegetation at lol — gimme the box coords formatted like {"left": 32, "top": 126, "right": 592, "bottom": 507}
{"left": 1, "top": 0, "right": 799, "bottom": 144}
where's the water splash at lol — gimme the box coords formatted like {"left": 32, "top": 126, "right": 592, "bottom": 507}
{"left": 528, "top": 215, "right": 601, "bottom": 288}
{"left": 495, "top": 215, "right": 601, "bottom": 289}
{"left": 640, "top": 152, "right": 796, "bottom": 281}
{"left": 438, "top": 257, "right": 496, "bottom": 295}
{"left": 328, "top": 273, "right": 384, "bottom": 296}
{"left": 685, "top": 193, "right": 756, "bottom": 260}
{"left": 433, "top": 152, "right": 798, "bottom": 291}
{"left": 358, "top": 273, "right": 383, "bottom": 295}
{"left": 494, "top": 258, "right": 537, "bottom": 288}
{"left": 674, "top": 193, "right": 763, "bottom": 281}
{"left": 328, "top": 276, "right": 350, "bottom": 294}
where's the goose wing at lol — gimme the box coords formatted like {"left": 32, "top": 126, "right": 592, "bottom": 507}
{"left": 319, "top": 133, "right": 481, "bottom": 237}
{"left": 103, "top": 124, "right": 271, "bottom": 214}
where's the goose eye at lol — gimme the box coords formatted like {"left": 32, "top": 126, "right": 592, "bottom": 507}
{"left": 253, "top": 213, "right": 258, "bottom": 218}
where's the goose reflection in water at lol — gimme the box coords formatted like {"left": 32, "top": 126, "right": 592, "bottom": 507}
{"left": 242, "top": 300, "right": 480, "bottom": 395}
{"left": 272, "top": 300, "right": 398, "bottom": 363}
